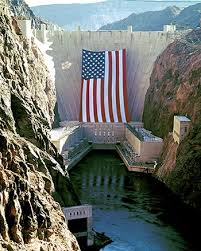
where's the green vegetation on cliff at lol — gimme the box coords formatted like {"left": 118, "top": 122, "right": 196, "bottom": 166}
{"left": 167, "top": 122, "right": 201, "bottom": 207}
{"left": 143, "top": 29, "right": 201, "bottom": 138}
{"left": 143, "top": 29, "right": 201, "bottom": 209}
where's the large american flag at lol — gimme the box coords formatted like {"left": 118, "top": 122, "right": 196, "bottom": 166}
{"left": 79, "top": 49, "right": 129, "bottom": 123}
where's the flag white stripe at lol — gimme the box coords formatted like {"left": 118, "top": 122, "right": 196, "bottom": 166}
{"left": 119, "top": 50, "right": 126, "bottom": 122}
{"left": 89, "top": 79, "right": 95, "bottom": 122}
{"left": 97, "top": 78, "right": 103, "bottom": 122}
{"left": 82, "top": 80, "right": 87, "bottom": 122}
{"left": 111, "top": 51, "right": 118, "bottom": 122}
{"left": 104, "top": 51, "right": 110, "bottom": 122}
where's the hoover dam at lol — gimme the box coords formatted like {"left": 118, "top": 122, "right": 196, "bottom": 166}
{"left": 1, "top": 0, "right": 200, "bottom": 247}
{"left": 49, "top": 27, "right": 183, "bottom": 121}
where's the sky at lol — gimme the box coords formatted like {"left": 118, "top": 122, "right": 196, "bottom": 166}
{"left": 25, "top": 0, "right": 105, "bottom": 7}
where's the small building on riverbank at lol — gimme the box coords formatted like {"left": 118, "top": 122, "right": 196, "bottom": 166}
{"left": 173, "top": 116, "right": 191, "bottom": 144}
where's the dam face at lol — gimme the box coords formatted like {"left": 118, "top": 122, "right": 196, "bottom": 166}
{"left": 50, "top": 30, "right": 178, "bottom": 121}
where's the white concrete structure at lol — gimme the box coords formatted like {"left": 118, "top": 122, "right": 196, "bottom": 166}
{"left": 163, "top": 25, "right": 176, "bottom": 33}
{"left": 15, "top": 18, "right": 61, "bottom": 44}
{"left": 173, "top": 116, "right": 191, "bottom": 144}
{"left": 12, "top": 19, "right": 187, "bottom": 125}
{"left": 63, "top": 205, "right": 94, "bottom": 246}
{"left": 50, "top": 126, "right": 81, "bottom": 153}
{"left": 50, "top": 122, "right": 163, "bottom": 171}
{"left": 83, "top": 122, "right": 125, "bottom": 144}
{"left": 36, "top": 23, "right": 48, "bottom": 44}
{"left": 127, "top": 26, "right": 133, "bottom": 32}
{"left": 16, "top": 19, "right": 52, "bottom": 45}
{"left": 49, "top": 29, "right": 184, "bottom": 122}
{"left": 17, "top": 19, "right": 32, "bottom": 40}
{"left": 125, "top": 124, "right": 163, "bottom": 163}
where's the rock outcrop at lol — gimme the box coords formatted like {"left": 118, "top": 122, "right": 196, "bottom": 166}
{"left": 100, "top": 6, "right": 180, "bottom": 31}
{"left": 8, "top": 0, "right": 42, "bottom": 28}
{"left": 143, "top": 28, "right": 201, "bottom": 209}
{"left": 100, "top": 3, "right": 201, "bottom": 31}
{"left": 0, "top": 2, "right": 80, "bottom": 250}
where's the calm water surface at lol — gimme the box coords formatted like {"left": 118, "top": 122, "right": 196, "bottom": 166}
{"left": 70, "top": 151, "right": 200, "bottom": 251}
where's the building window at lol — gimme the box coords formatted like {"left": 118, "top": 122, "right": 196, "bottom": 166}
{"left": 184, "top": 127, "right": 188, "bottom": 133}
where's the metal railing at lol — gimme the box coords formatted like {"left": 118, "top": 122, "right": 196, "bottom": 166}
{"left": 126, "top": 124, "right": 162, "bottom": 142}
{"left": 126, "top": 124, "right": 144, "bottom": 141}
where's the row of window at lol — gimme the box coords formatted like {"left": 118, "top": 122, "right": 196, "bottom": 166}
{"left": 94, "top": 131, "right": 115, "bottom": 137}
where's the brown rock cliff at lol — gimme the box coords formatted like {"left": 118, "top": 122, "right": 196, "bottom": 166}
{"left": 143, "top": 28, "right": 201, "bottom": 209}
{"left": 0, "top": 2, "right": 80, "bottom": 251}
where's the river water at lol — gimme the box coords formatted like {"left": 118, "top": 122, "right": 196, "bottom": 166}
{"left": 70, "top": 151, "right": 200, "bottom": 251}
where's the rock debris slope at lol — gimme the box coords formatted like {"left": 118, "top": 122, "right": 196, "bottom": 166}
{"left": 143, "top": 28, "right": 201, "bottom": 209}
{"left": 0, "top": 3, "right": 80, "bottom": 251}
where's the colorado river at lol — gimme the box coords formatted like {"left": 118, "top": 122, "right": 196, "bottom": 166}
{"left": 70, "top": 151, "right": 200, "bottom": 251}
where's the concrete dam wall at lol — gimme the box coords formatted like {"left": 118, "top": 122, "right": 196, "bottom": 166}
{"left": 50, "top": 30, "right": 178, "bottom": 122}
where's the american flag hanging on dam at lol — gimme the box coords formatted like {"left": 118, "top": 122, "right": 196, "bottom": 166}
{"left": 79, "top": 49, "right": 130, "bottom": 123}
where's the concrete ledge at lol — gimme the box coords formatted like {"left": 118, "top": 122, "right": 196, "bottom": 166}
{"left": 66, "top": 145, "right": 92, "bottom": 171}
{"left": 74, "top": 232, "right": 88, "bottom": 238}
{"left": 116, "top": 145, "right": 155, "bottom": 174}
{"left": 93, "top": 144, "right": 116, "bottom": 150}
{"left": 63, "top": 205, "right": 94, "bottom": 246}
{"left": 63, "top": 205, "right": 92, "bottom": 220}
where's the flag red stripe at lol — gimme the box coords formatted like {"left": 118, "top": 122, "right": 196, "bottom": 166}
{"left": 123, "top": 49, "right": 130, "bottom": 122}
{"left": 115, "top": 50, "right": 122, "bottom": 122}
{"left": 108, "top": 51, "right": 114, "bottom": 122}
{"left": 93, "top": 79, "right": 98, "bottom": 122}
{"left": 79, "top": 79, "right": 83, "bottom": 122}
{"left": 101, "top": 79, "right": 106, "bottom": 122}
{"left": 86, "top": 79, "right": 90, "bottom": 122}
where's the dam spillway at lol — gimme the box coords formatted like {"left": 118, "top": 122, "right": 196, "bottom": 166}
{"left": 50, "top": 29, "right": 180, "bottom": 121}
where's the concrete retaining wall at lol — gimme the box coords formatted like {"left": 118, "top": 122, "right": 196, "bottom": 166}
{"left": 125, "top": 126, "right": 163, "bottom": 162}
{"left": 50, "top": 30, "right": 180, "bottom": 121}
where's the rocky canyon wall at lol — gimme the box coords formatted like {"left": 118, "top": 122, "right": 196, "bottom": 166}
{"left": 50, "top": 30, "right": 179, "bottom": 122}
{"left": 0, "top": 2, "right": 80, "bottom": 250}
{"left": 143, "top": 28, "right": 201, "bottom": 209}
{"left": 8, "top": 0, "right": 42, "bottom": 28}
